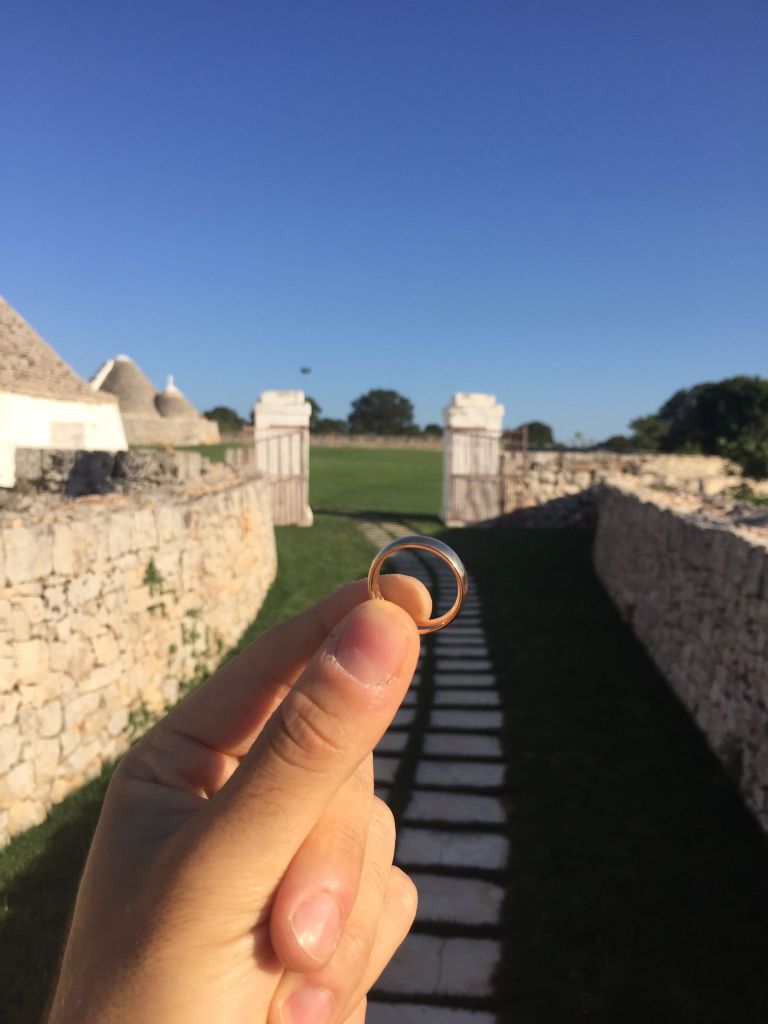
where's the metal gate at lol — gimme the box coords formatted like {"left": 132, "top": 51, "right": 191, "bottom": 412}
{"left": 442, "top": 425, "right": 528, "bottom": 525}
{"left": 252, "top": 428, "right": 310, "bottom": 526}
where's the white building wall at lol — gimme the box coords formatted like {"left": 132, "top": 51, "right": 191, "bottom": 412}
{"left": 0, "top": 392, "right": 127, "bottom": 487}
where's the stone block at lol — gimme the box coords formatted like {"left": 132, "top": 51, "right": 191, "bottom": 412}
{"left": 64, "top": 691, "right": 102, "bottom": 730}
{"left": 411, "top": 872, "right": 504, "bottom": 925}
{"left": 423, "top": 733, "right": 503, "bottom": 758}
{"left": 375, "top": 933, "right": 499, "bottom": 997}
{"left": 397, "top": 828, "right": 508, "bottom": 870}
{"left": 10, "top": 604, "right": 30, "bottom": 641}
{"left": 68, "top": 572, "right": 102, "bottom": 607}
{"left": 433, "top": 673, "right": 496, "bottom": 688}
{"left": 92, "top": 631, "right": 119, "bottom": 666}
{"left": 367, "top": 1004, "right": 495, "bottom": 1023}
{"left": 15, "top": 639, "right": 49, "bottom": 683}
{"left": 0, "top": 723, "right": 22, "bottom": 774}
{"left": 433, "top": 689, "right": 500, "bottom": 707}
{"left": 415, "top": 760, "right": 505, "bottom": 789}
{"left": 373, "top": 754, "right": 400, "bottom": 783}
{"left": 0, "top": 690, "right": 20, "bottom": 727}
{"left": 2, "top": 760, "right": 35, "bottom": 801}
{"left": 430, "top": 709, "right": 503, "bottom": 730}
{"left": 37, "top": 699, "right": 63, "bottom": 738}
{"left": 3, "top": 525, "right": 53, "bottom": 584}
{"left": 52, "top": 524, "right": 74, "bottom": 575}
{"left": 435, "top": 658, "right": 493, "bottom": 673}
{"left": 8, "top": 799, "right": 45, "bottom": 834}
{"left": 376, "top": 731, "right": 409, "bottom": 753}
{"left": 405, "top": 791, "right": 505, "bottom": 824}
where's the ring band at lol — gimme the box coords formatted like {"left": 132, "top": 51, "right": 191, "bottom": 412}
{"left": 367, "top": 535, "right": 469, "bottom": 634}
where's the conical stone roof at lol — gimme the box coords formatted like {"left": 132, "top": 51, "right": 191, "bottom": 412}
{"left": 0, "top": 297, "right": 115, "bottom": 404}
{"left": 98, "top": 355, "right": 161, "bottom": 417}
{"left": 155, "top": 375, "right": 199, "bottom": 419}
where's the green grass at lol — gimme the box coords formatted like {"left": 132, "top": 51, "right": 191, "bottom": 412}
{"left": 310, "top": 446, "right": 442, "bottom": 519}
{"left": 4, "top": 448, "right": 768, "bottom": 1021}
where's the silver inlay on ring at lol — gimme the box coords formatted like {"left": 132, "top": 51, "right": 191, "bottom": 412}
{"left": 367, "top": 534, "right": 468, "bottom": 634}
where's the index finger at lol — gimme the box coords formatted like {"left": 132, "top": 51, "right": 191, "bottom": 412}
{"left": 161, "top": 574, "right": 430, "bottom": 758}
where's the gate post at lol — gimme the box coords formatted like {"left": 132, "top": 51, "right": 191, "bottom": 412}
{"left": 441, "top": 392, "right": 505, "bottom": 526}
{"left": 252, "top": 390, "right": 313, "bottom": 526}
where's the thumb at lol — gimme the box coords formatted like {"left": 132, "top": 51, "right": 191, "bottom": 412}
{"left": 185, "top": 599, "right": 418, "bottom": 899}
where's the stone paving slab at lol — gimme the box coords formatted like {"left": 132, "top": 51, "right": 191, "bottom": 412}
{"left": 433, "top": 689, "right": 501, "bottom": 707}
{"left": 367, "top": 1005, "right": 495, "bottom": 1024}
{"left": 374, "top": 755, "right": 400, "bottom": 783}
{"left": 406, "top": 791, "right": 505, "bottom": 824}
{"left": 412, "top": 871, "right": 505, "bottom": 925}
{"left": 376, "top": 934, "right": 500, "bottom": 996}
{"left": 415, "top": 760, "right": 506, "bottom": 788}
{"left": 393, "top": 708, "right": 417, "bottom": 727}
{"left": 434, "top": 672, "right": 497, "bottom": 687}
{"left": 397, "top": 828, "right": 509, "bottom": 869}
{"left": 431, "top": 708, "right": 504, "bottom": 730}
{"left": 423, "top": 733, "right": 503, "bottom": 758}
{"left": 377, "top": 731, "right": 409, "bottom": 753}
{"left": 435, "top": 658, "right": 493, "bottom": 672}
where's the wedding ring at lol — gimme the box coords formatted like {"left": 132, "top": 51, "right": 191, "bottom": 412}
{"left": 367, "top": 535, "right": 468, "bottom": 634}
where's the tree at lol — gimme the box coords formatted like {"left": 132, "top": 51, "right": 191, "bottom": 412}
{"left": 627, "top": 376, "right": 768, "bottom": 478}
{"left": 628, "top": 414, "right": 668, "bottom": 451}
{"left": 347, "top": 389, "right": 415, "bottom": 435}
{"left": 423, "top": 423, "right": 443, "bottom": 437}
{"left": 314, "top": 417, "right": 348, "bottom": 435}
{"left": 306, "top": 396, "right": 322, "bottom": 432}
{"left": 203, "top": 406, "right": 246, "bottom": 432}
{"left": 597, "top": 434, "right": 634, "bottom": 452}
{"left": 516, "top": 421, "right": 555, "bottom": 447}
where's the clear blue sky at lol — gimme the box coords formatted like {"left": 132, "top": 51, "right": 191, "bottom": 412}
{"left": 2, "top": 0, "right": 766, "bottom": 441}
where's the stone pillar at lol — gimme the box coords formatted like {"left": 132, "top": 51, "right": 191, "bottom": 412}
{"left": 252, "top": 390, "right": 313, "bottom": 526}
{"left": 441, "top": 392, "right": 505, "bottom": 526}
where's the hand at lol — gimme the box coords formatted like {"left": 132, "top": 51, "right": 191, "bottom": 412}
{"left": 47, "top": 575, "right": 430, "bottom": 1024}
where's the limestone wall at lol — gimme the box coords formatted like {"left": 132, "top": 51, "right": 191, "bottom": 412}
{"left": 594, "top": 483, "right": 768, "bottom": 830}
{"left": 499, "top": 450, "right": 768, "bottom": 527}
{"left": 0, "top": 477, "right": 277, "bottom": 844}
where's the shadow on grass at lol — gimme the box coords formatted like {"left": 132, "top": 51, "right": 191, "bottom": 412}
{"left": 443, "top": 526, "right": 768, "bottom": 1023}
{"left": 313, "top": 508, "right": 443, "bottom": 526}
{"left": 0, "top": 767, "right": 112, "bottom": 1023}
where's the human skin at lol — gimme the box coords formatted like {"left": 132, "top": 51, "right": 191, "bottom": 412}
{"left": 46, "top": 574, "right": 430, "bottom": 1024}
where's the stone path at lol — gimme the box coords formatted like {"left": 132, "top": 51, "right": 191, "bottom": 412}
{"left": 357, "top": 521, "right": 507, "bottom": 1023}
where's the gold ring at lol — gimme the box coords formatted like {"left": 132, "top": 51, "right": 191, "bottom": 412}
{"left": 367, "top": 534, "right": 469, "bottom": 634}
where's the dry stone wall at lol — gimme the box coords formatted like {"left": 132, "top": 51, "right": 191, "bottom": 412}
{"left": 594, "top": 483, "right": 768, "bottom": 830}
{"left": 0, "top": 477, "right": 276, "bottom": 844}
{"left": 500, "top": 450, "right": 767, "bottom": 527}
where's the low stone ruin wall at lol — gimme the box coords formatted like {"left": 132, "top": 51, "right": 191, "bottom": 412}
{"left": 13, "top": 447, "right": 206, "bottom": 497}
{"left": 0, "top": 476, "right": 277, "bottom": 844}
{"left": 499, "top": 450, "right": 765, "bottom": 527}
{"left": 594, "top": 483, "right": 768, "bottom": 831}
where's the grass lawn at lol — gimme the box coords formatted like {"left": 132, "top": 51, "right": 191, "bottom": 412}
{"left": 310, "top": 446, "right": 442, "bottom": 519}
{"left": 2, "top": 447, "right": 768, "bottom": 1021}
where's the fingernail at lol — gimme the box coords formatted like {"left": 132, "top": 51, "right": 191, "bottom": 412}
{"left": 333, "top": 602, "right": 409, "bottom": 689}
{"left": 291, "top": 892, "right": 342, "bottom": 962}
{"left": 282, "top": 986, "right": 333, "bottom": 1024}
